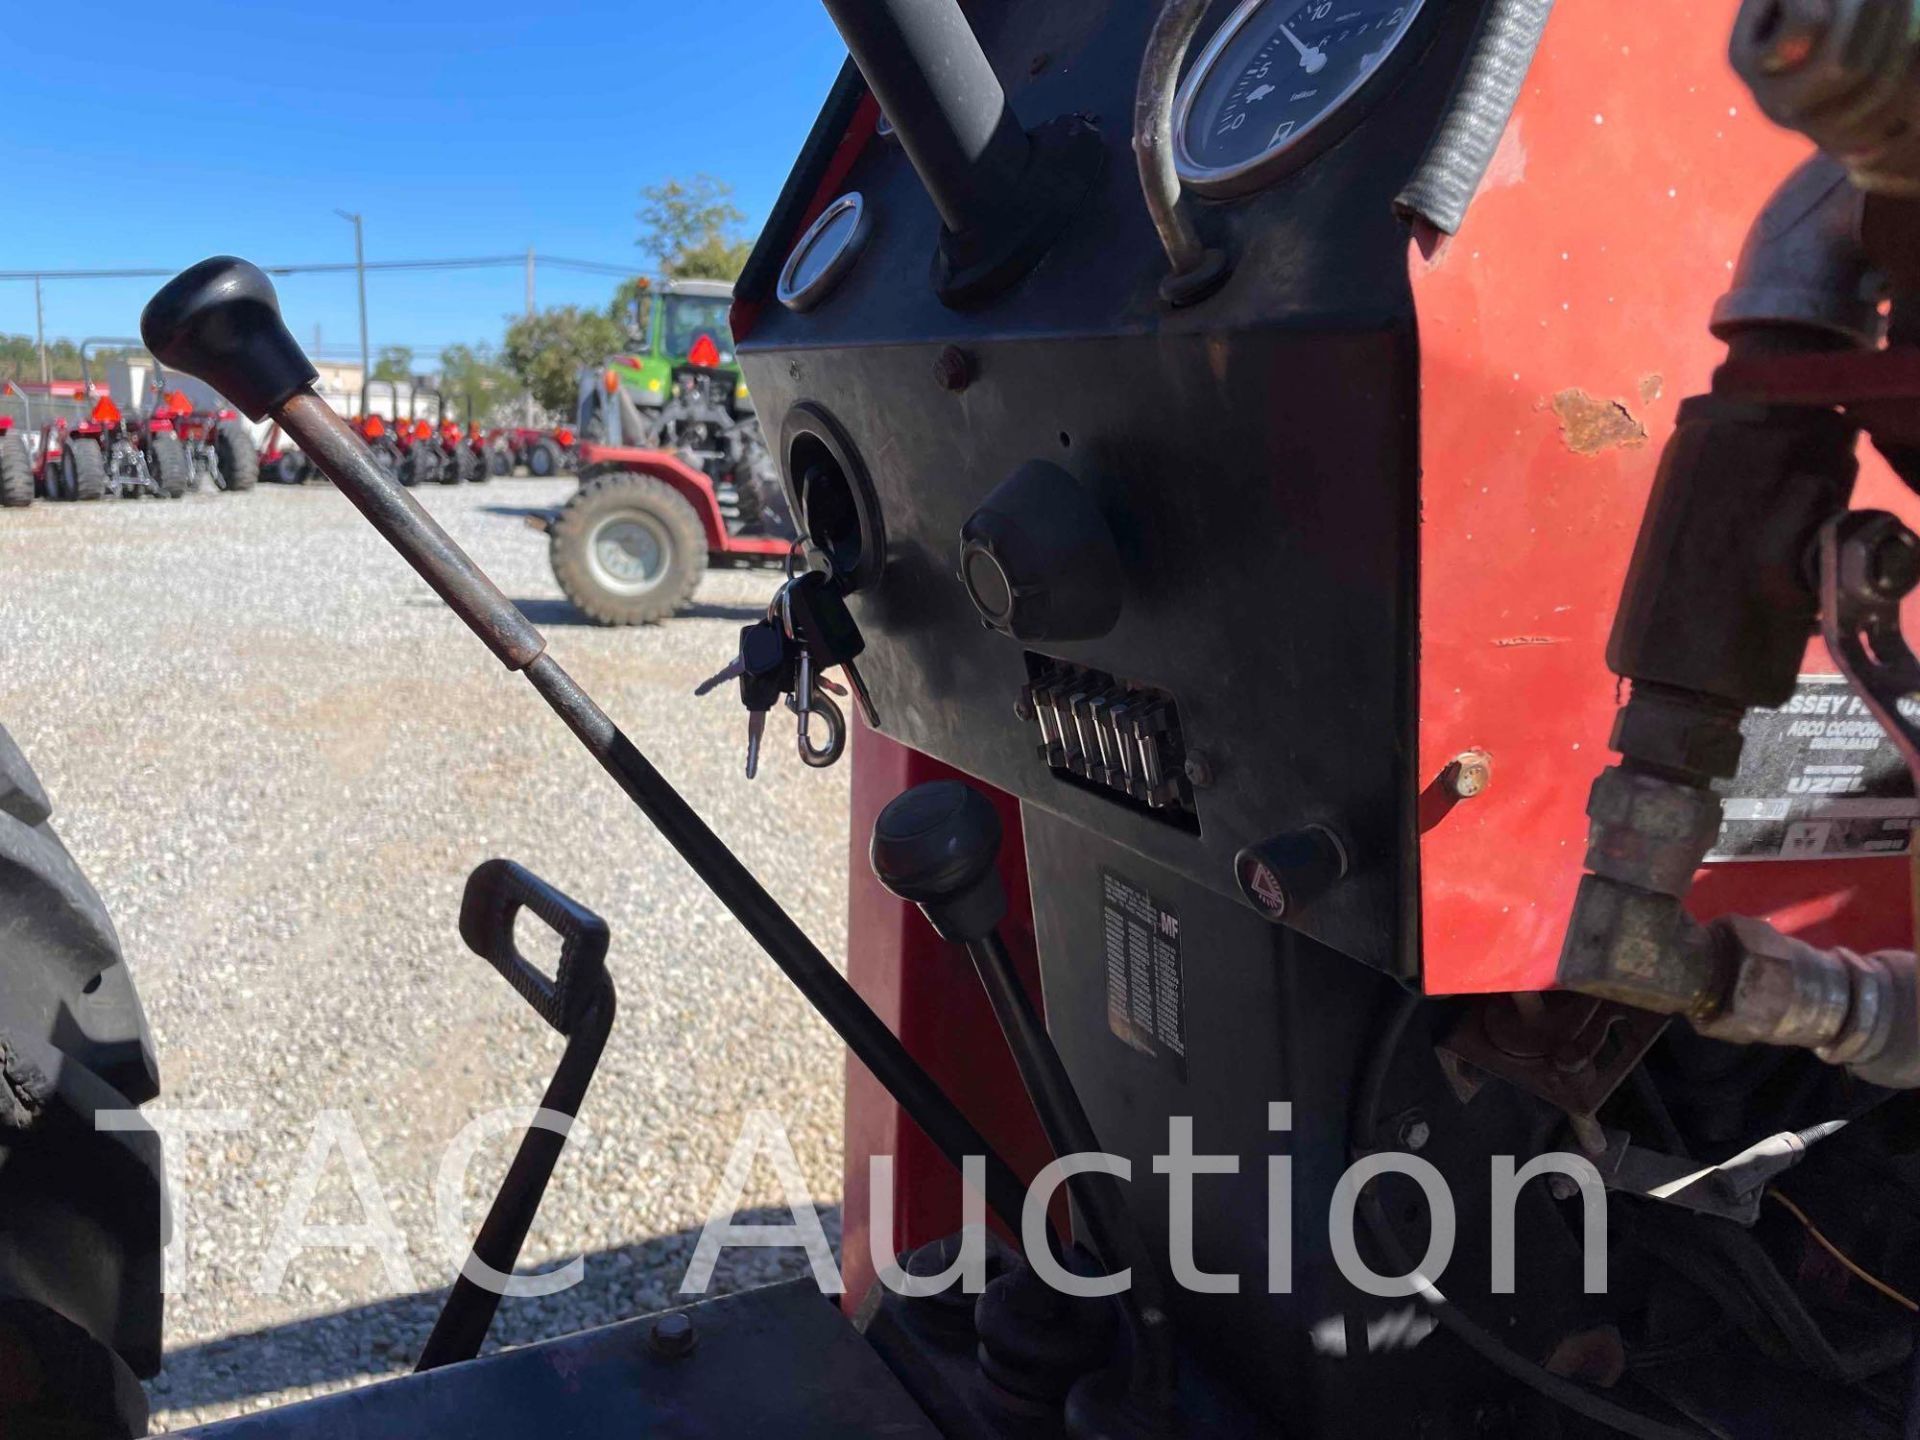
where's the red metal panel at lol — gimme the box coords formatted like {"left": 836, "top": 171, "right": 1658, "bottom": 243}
{"left": 1413, "top": 2, "right": 1914, "bottom": 994}
{"left": 841, "top": 723, "right": 1056, "bottom": 1311}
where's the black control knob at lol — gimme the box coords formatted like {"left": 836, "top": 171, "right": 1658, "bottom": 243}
{"left": 959, "top": 460, "right": 1123, "bottom": 642}
{"left": 139, "top": 256, "right": 317, "bottom": 421}
{"left": 1234, "top": 826, "right": 1349, "bottom": 923}
{"left": 870, "top": 780, "right": 1006, "bottom": 943}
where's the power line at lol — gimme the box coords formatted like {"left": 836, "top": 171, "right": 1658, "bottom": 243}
{"left": 0, "top": 254, "right": 643, "bottom": 281}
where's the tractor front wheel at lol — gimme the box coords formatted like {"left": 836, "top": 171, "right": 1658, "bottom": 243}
{"left": 149, "top": 434, "right": 190, "bottom": 499}
{"left": 488, "top": 444, "right": 512, "bottom": 477}
{"left": 271, "top": 453, "right": 309, "bottom": 485}
{"left": 550, "top": 472, "right": 706, "bottom": 625}
{"left": 527, "top": 438, "right": 561, "bottom": 477}
{"left": 0, "top": 433, "right": 30, "bottom": 508}
{"left": 214, "top": 425, "right": 259, "bottom": 492}
{"left": 62, "top": 439, "right": 107, "bottom": 501}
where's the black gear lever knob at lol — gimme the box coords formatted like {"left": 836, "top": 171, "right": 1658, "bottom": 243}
{"left": 870, "top": 781, "right": 1006, "bottom": 943}
{"left": 140, "top": 256, "right": 318, "bottom": 421}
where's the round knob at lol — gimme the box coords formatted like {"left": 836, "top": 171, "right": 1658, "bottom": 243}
{"left": 1234, "top": 826, "right": 1349, "bottom": 923}
{"left": 870, "top": 781, "right": 1006, "bottom": 943}
{"left": 140, "top": 257, "right": 317, "bottom": 421}
{"left": 959, "top": 460, "right": 1123, "bottom": 642}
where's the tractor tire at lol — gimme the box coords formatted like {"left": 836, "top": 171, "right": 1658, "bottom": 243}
{"left": 435, "top": 449, "right": 461, "bottom": 485}
{"left": 488, "top": 444, "right": 512, "bottom": 477}
{"left": 62, "top": 439, "right": 107, "bottom": 501}
{"left": 271, "top": 452, "right": 309, "bottom": 485}
{"left": 0, "top": 433, "right": 31, "bottom": 508}
{"left": 149, "top": 434, "right": 189, "bottom": 499}
{"left": 0, "top": 721, "right": 165, "bottom": 1437}
{"left": 462, "top": 448, "right": 487, "bottom": 483}
{"left": 528, "top": 438, "right": 561, "bottom": 477}
{"left": 550, "top": 471, "right": 707, "bottom": 625}
{"left": 214, "top": 425, "right": 258, "bottom": 492}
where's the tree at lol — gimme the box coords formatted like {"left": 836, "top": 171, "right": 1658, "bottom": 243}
{"left": 501, "top": 306, "right": 623, "bottom": 416}
{"left": 371, "top": 346, "right": 414, "bottom": 383}
{"left": 637, "top": 174, "right": 752, "bottom": 282}
{"left": 0, "top": 335, "right": 139, "bottom": 384}
{"left": 607, "top": 275, "right": 652, "bottom": 335}
{"left": 437, "top": 343, "right": 520, "bottom": 424}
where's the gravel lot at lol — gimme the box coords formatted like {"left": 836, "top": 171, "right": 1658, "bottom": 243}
{"left": 0, "top": 477, "right": 851, "bottom": 1430}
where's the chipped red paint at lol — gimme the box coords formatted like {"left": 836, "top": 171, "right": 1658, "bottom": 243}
{"left": 1413, "top": 2, "right": 1915, "bottom": 994}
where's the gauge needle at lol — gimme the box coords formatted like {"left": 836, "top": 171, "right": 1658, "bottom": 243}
{"left": 1279, "top": 24, "right": 1328, "bottom": 75}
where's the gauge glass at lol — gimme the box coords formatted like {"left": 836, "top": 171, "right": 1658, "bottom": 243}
{"left": 778, "top": 193, "right": 871, "bottom": 313}
{"left": 1175, "top": 0, "right": 1427, "bottom": 195}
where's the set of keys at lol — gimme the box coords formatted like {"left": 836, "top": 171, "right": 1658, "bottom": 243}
{"left": 695, "top": 568, "right": 881, "bottom": 779}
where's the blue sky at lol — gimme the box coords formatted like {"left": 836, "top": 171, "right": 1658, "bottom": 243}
{"left": 1, "top": 1, "right": 847, "bottom": 366}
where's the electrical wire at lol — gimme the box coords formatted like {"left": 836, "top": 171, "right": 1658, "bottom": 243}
{"left": 1353, "top": 991, "right": 1714, "bottom": 1440}
{"left": 0, "top": 255, "right": 642, "bottom": 281}
{"left": 1766, "top": 1189, "right": 1920, "bottom": 1314}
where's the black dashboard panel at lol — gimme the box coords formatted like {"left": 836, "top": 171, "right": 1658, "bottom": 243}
{"left": 739, "top": 0, "right": 1487, "bottom": 977}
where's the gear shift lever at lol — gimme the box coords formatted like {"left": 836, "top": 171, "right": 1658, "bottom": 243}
{"left": 872, "top": 780, "right": 1177, "bottom": 1433}
{"left": 139, "top": 256, "right": 1032, "bottom": 1242}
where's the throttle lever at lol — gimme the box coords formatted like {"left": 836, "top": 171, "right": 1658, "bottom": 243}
{"left": 141, "top": 256, "right": 1034, "bottom": 1251}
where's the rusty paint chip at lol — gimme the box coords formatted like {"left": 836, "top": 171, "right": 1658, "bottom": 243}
{"left": 1638, "top": 373, "right": 1664, "bottom": 404}
{"left": 1493, "top": 635, "right": 1570, "bottom": 648}
{"left": 1551, "top": 389, "right": 1647, "bottom": 454}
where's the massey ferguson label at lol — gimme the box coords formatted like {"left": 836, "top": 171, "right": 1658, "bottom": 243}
{"left": 1708, "top": 676, "right": 1920, "bottom": 862}
{"left": 1100, "top": 869, "right": 1187, "bottom": 1079}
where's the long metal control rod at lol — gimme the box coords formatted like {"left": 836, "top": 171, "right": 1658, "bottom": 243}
{"left": 966, "top": 929, "right": 1177, "bottom": 1407}
{"left": 269, "top": 388, "right": 1033, "bottom": 1236}
{"left": 817, "top": 0, "right": 1028, "bottom": 236}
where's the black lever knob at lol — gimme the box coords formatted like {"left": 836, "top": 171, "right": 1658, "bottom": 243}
{"left": 870, "top": 780, "right": 1006, "bottom": 943}
{"left": 959, "top": 460, "right": 1123, "bottom": 643}
{"left": 139, "top": 256, "right": 318, "bottom": 421}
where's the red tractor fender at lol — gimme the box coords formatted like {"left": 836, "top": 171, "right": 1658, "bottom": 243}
{"left": 577, "top": 443, "right": 792, "bottom": 559}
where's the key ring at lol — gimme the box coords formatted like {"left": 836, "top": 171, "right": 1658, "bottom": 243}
{"left": 796, "top": 687, "right": 847, "bottom": 769}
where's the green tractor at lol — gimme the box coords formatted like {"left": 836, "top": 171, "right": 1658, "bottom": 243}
{"left": 575, "top": 275, "right": 787, "bottom": 539}
{"left": 595, "top": 276, "right": 748, "bottom": 421}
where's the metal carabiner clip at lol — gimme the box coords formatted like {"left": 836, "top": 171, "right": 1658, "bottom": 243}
{"left": 796, "top": 686, "right": 847, "bottom": 769}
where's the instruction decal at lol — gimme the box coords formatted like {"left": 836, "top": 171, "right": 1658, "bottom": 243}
{"left": 1101, "top": 868, "right": 1187, "bottom": 1079}
{"left": 1709, "top": 675, "right": 1920, "bottom": 862}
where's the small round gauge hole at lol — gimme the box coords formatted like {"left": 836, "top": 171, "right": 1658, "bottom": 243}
{"left": 1058, "top": 431, "right": 1071, "bottom": 449}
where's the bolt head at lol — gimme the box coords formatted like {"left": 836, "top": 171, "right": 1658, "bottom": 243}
{"left": 932, "top": 346, "right": 975, "bottom": 393}
{"left": 649, "top": 1310, "right": 696, "bottom": 1358}
{"left": 1448, "top": 749, "right": 1493, "bottom": 799}
{"left": 1183, "top": 751, "right": 1215, "bottom": 788}
{"left": 1396, "top": 1117, "right": 1432, "bottom": 1151}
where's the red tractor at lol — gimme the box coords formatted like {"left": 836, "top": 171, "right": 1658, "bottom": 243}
{"left": 354, "top": 382, "right": 403, "bottom": 483}
{"left": 0, "top": 382, "right": 32, "bottom": 508}
{"left": 36, "top": 396, "right": 179, "bottom": 501}
{"left": 149, "top": 375, "right": 258, "bottom": 492}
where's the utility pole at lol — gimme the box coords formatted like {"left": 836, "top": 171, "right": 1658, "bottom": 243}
{"left": 335, "top": 210, "right": 370, "bottom": 393}
{"left": 33, "top": 276, "right": 47, "bottom": 385}
{"left": 525, "top": 246, "right": 535, "bottom": 318}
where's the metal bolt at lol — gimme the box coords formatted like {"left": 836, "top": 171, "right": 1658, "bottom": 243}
{"left": 1029, "top": 51, "right": 1053, "bottom": 76}
{"left": 1448, "top": 749, "right": 1493, "bottom": 800}
{"left": 649, "top": 1310, "right": 696, "bottom": 1358}
{"left": 1395, "top": 1115, "right": 1431, "bottom": 1152}
{"left": 1014, "top": 694, "right": 1036, "bottom": 722}
{"left": 1547, "top": 1174, "right": 1580, "bottom": 1202}
{"left": 1869, "top": 525, "right": 1920, "bottom": 598}
{"left": 932, "top": 346, "right": 975, "bottom": 393}
{"left": 1183, "top": 751, "right": 1215, "bottom": 788}
{"left": 1837, "top": 512, "right": 1920, "bottom": 603}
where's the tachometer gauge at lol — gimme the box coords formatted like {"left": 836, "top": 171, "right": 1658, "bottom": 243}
{"left": 1174, "top": 0, "right": 1428, "bottom": 197}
